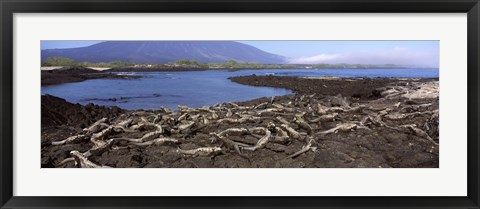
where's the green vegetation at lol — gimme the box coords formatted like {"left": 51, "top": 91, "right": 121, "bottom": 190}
{"left": 42, "top": 57, "right": 77, "bottom": 67}
{"left": 172, "top": 60, "right": 404, "bottom": 69}
{"left": 207, "top": 60, "right": 297, "bottom": 69}
{"left": 169, "top": 59, "right": 208, "bottom": 68}
{"left": 41, "top": 57, "right": 407, "bottom": 70}
{"left": 42, "top": 56, "right": 135, "bottom": 68}
{"left": 171, "top": 59, "right": 201, "bottom": 65}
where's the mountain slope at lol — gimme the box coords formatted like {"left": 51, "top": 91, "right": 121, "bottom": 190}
{"left": 41, "top": 41, "right": 286, "bottom": 64}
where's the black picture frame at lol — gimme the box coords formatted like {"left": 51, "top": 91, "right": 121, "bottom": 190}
{"left": 1, "top": 0, "right": 479, "bottom": 208}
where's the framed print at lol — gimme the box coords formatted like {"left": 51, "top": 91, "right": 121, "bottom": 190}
{"left": 1, "top": 0, "right": 479, "bottom": 208}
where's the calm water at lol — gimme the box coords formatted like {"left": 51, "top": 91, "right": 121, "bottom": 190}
{"left": 41, "top": 68, "right": 439, "bottom": 110}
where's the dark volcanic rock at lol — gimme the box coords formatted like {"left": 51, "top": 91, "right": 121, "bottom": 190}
{"left": 49, "top": 66, "right": 100, "bottom": 74}
{"left": 41, "top": 67, "right": 140, "bottom": 86}
{"left": 229, "top": 75, "right": 437, "bottom": 100}
{"left": 41, "top": 94, "right": 124, "bottom": 129}
{"left": 41, "top": 77, "right": 439, "bottom": 168}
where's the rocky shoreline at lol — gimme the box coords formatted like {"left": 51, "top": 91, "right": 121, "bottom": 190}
{"left": 230, "top": 75, "right": 438, "bottom": 99}
{"left": 41, "top": 76, "right": 439, "bottom": 168}
{"left": 41, "top": 67, "right": 141, "bottom": 86}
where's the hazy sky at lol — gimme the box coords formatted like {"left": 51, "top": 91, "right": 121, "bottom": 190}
{"left": 41, "top": 40, "right": 439, "bottom": 67}
{"left": 41, "top": 41, "right": 103, "bottom": 50}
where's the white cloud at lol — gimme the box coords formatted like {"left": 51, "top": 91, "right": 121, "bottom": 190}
{"left": 288, "top": 47, "right": 439, "bottom": 68}
{"left": 288, "top": 53, "right": 340, "bottom": 64}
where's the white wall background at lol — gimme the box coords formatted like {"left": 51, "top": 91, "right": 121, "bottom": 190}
{"left": 13, "top": 13, "right": 467, "bottom": 196}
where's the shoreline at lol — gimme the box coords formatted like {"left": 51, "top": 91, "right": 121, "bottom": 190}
{"left": 41, "top": 67, "right": 438, "bottom": 86}
{"left": 230, "top": 75, "right": 438, "bottom": 100}
{"left": 41, "top": 67, "right": 141, "bottom": 86}
{"left": 41, "top": 76, "right": 439, "bottom": 168}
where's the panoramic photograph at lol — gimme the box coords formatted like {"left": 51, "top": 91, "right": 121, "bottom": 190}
{"left": 40, "top": 40, "right": 439, "bottom": 168}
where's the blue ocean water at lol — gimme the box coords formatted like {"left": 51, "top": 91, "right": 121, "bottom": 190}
{"left": 41, "top": 68, "right": 439, "bottom": 110}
